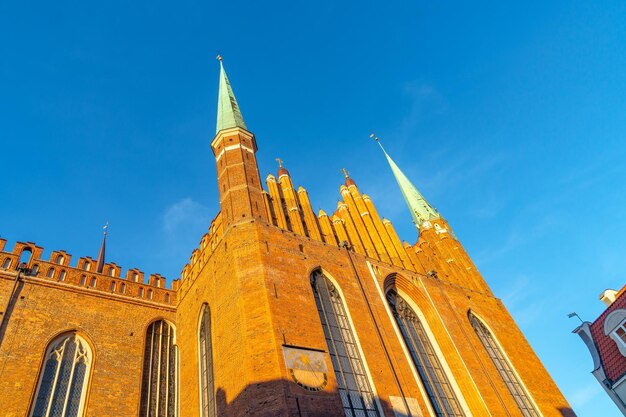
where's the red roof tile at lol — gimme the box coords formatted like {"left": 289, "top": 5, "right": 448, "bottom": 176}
{"left": 591, "top": 285, "right": 626, "bottom": 383}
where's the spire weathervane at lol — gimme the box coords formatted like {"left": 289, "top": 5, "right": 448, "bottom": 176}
{"left": 216, "top": 54, "right": 223, "bottom": 62}
{"left": 276, "top": 158, "right": 283, "bottom": 168}
{"left": 341, "top": 168, "right": 349, "bottom": 179}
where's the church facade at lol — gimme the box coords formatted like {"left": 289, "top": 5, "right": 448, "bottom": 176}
{"left": 0, "top": 62, "right": 575, "bottom": 417}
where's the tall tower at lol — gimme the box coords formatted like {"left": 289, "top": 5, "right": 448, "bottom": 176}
{"left": 376, "top": 138, "right": 493, "bottom": 293}
{"left": 211, "top": 58, "right": 268, "bottom": 228}
{"left": 174, "top": 63, "right": 576, "bottom": 417}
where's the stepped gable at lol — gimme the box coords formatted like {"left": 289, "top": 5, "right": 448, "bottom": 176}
{"left": 0, "top": 238, "right": 178, "bottom": 305}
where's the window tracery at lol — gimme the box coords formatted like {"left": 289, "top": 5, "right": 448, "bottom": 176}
{"left": 198, "top": 304, "right": 216, "bottom": 417}
{"left": 387, "top": 289, "right": 465, "bottom": 417}
{"left": 139, "top": 320, "right": 178, "bottom": 417}
{"left": 29, "top": 333, "right": 92, "bottom": 417}
{"left": 469, "top": 312, "right": 540, "bottom": 417}
{"left": 311, "top": 270, "right": 380, "bottom": 417}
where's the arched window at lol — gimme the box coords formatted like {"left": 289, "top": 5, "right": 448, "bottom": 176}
{"left": 29, "top": 332, "right": 93, "bottom": 417}
{"left": 56, "top": 255, "right": 64, "bottom": 265}
{"left": 59, "top": 271, "right": 66, "bottom": 281}
{"left": 47, "top": 268, "right": 55, "bottom": 278}
{"left": 19, "top": 247, "right": 33, "bottom": 266}
{"left": 468, "top": 312, "right": 540, "bottom": 417}
{"left": 198, "top": 304, "right": 216, "bottom": 417}
{"left": 310, "top": 270, "right": 380, "bottom": 416}
{"left": 387, "top": 289, "right": 465, "bottom": 417}
{"left": 2, "top": 258, "right": 11, "bottom": 269}
{"left": 139, "top": 320, "right": 178, "bottom": 417}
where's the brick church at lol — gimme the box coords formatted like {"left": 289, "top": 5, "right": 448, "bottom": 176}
{"left": 0, "top": 60, "right": 575, "bottom": 417}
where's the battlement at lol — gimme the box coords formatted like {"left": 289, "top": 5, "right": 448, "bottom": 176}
{"left": 0, "top": 238, "right": 178, "bottom": 305}
{"left": 178, "top": 212, "right": 224, "bottom": 292}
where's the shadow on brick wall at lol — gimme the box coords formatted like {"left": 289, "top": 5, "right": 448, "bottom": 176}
{"left": 215, "top": 379, "right": 397, "bottom": 417}
{"left": 558, "top": 406, "right": 577, "bottom": 417}
{"left": 0, "top": 279, "right": 24, "bottom": 347}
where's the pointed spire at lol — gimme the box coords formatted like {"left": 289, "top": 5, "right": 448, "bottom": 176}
{"left": 372, "top": 134, "right": 440, "bottom": 230}
{"left": 216, "top": 56, "right": 247, "bottom": 134}
{"left": 96, "top": 223, "right": 108, "bottom": 274}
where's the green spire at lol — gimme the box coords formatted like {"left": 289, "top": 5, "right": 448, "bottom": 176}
{"left": 216, "top": 58, "right": 247, "bottom": 134}
{"left": 375, "top": 137, "right": 440, "bottom": 230}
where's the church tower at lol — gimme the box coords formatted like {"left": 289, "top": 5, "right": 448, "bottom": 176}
{"left": 174, "top": 61, "right": 576, "bottom": 417}
{"left": 211, "top": 58, "right": 268, "bottom": 227}
{"left": 0, "top": 60, "right": 577, "bottom": 417}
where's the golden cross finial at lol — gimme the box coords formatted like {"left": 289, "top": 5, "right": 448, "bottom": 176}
{"left": 341, "top": 168, "right": 349, "bottom": 179}
{"left": 276, "top": 158, "right": 283, "bottom": 168}
{"left": 216, "top": 54, "right": 223, "bottom": 62}
{"left": 369, "top": 132, "right": 379, "bottom": 141}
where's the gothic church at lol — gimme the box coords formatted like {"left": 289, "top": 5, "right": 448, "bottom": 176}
{"left": 0, "top": 61, "right": 575, "bottom": 417}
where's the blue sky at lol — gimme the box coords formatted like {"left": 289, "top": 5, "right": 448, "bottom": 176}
{"left": 1, "top": 1, "right": 625, "bottom": 415}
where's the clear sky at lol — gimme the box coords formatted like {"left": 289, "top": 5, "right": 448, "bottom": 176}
{"left": 1, "top": 1, "right": 625, "bottom": 415}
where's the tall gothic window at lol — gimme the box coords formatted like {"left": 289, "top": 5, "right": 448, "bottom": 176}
{"left": 139, "top": 320, "right": 178, "bottom": 417}
{"left": 198, "top": 304, "right": 216, "bottom": 417}
{"left": 386, "top": 289, "right": 465, "bottom": 417}
{"left": 29, "top": 333, "right": 93, "bottom": 417}
{"left": 310, "top": 270, "right": 381, "bottom": 417}
{"left": 468, "top": 312, "right": 540, "bottom": 417}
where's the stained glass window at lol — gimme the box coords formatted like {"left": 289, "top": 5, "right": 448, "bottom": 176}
{"left": 30, "top": 333, "right": 92, "bottom": 417}
{"left": 139, "top": 320, "right": 178, "bottom": 417}
{"left": 310, "top": 270, "right": 381, "bottom": 417}
{"left": 387, "top": 289, "right": 465, "bottom": 417}
{"left": 469, "top": 312, "right": 540, "bottom": 417}
{"left": 199, "top": 304, "right": 216, "bottom": 417}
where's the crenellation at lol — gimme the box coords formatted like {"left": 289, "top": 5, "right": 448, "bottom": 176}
{"left": 178, "top": 212, "right": 226, "bottom": 291}
{"left": 181, "top": 264, "right": 190, "bottom": 281}
{"left": 0, "top": 240, "right": 177, "bottom": 304}
{"left": 50, "top": 250, "right": 71, "bottom": 266}
{"left": 148, "top": 273, "right": 166, "bottom": 287}
{"left": 9, "top": 241, "right": 44, "bottom": 265}
{"left": 77, "top": 256, "right": 96, "bottom": 272}
{"left": 104, "top": 262, "right": 121, "bottom": 277}
{"left": 125, "top": 268, "right": 144, "bottom": 283}
{"left": 0, "top": 238, "right": 6, "bottom": 252}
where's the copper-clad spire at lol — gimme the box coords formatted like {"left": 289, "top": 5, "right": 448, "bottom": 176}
{"left": 372, "top": 133, "right": 440, "bottom": 231}
{"left": 216, "top": 56, "right": 247, "bottom": 134}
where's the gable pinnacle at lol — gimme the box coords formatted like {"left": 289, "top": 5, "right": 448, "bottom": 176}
{"left": 372, "top": 134, "right": 440, "bottom": 231}
{"left": 216, "top": 56, "right": 247, "bottom": 134}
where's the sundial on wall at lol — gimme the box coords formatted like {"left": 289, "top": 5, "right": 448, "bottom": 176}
{"left": 282, "top": 345, "right": 328, "bottom": 391}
